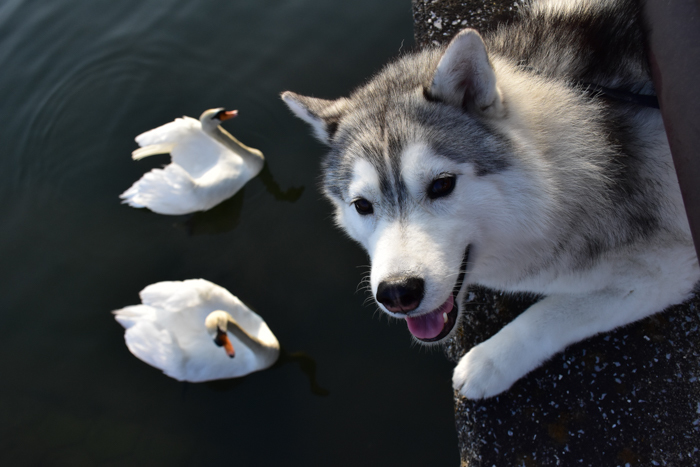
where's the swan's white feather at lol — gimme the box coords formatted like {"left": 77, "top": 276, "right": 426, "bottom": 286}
{"left": 120, "top": 164, "right": 200, "bottom": 215}
{"left": 114, "top": 279, "right": 279, "bottom": 382}
{"left": 121, "top": 115, "right": 260, "bottom": 215}
{"left": 133, "top": 116, "right": 200, "bottom": 147}
{"left": 132, "top": 144, "right": 176, "bottom": 160}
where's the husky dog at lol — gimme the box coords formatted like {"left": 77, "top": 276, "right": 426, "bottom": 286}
{"left": 282, "top": 0, "right": 699, "bottom": 399}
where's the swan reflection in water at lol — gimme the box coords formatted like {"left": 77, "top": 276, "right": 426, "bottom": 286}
{"left": 204, "top": 349, "right": 329, "bottom": 397}
{"left": 185, "top": 162, "right": 304, "bottom": 236}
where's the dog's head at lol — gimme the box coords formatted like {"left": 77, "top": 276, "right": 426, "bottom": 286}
{"left": 282, "top": 30, "right": 515, "bottom": 343}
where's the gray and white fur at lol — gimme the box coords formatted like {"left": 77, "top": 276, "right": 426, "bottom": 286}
{"left": 282, "top": 0, "right": 699, "bottom": 399}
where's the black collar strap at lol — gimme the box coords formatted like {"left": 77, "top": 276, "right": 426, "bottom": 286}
{"left": 517, "top": 64, "right": 659, "bottom": 109}
{"left": 578, "top": 82, "right": 660, "bottom": 109}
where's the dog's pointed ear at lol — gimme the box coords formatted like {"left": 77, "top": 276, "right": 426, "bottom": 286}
{"left": 281, "top": 91, "right": 349, "bottom": 144}
{"left": 427, "top": 29, "right": 504, "bottom": 118}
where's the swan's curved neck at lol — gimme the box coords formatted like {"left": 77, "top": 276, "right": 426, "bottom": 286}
{"left": 226, "top": 317, "right": 279, "bottom": 367}
{"left": 206, "top": 125, "right": 265, "bottom": 172}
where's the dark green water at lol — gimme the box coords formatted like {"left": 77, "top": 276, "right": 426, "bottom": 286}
{"left": 0, "top": 1, "right": 458, "bottom": 465}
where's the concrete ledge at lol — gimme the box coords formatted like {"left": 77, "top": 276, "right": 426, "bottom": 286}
{"left": 446, "top": 287, "right": 700, "bottom": 465}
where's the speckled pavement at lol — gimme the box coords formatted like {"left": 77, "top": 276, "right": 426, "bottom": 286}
{"left": 411, "top": 1, "right": 700, "bottom": 465}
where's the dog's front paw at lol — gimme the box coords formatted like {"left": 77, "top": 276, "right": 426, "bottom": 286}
{"left": 452, "top": 342, "right": 521, "bottom": 399}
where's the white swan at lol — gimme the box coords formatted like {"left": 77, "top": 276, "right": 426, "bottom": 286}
{"left": 113, "top": 279, "right": 279, "bottom": 382}
{"left": 120, "top": 109, "right": 265, "bottom": 215}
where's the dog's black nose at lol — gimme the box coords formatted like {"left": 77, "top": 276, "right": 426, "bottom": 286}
{"left": 376, "top": 276, "right": 424, "bottom": 313}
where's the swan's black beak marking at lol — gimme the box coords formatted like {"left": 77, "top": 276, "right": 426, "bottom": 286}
{"left": 213, "top": 328, "right": 235, "bottom": 358}
{"left": 213, "top": 328, "right": 226, "bottom": 346}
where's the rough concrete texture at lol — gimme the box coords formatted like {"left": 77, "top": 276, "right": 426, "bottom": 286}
{"left": 412, "top": 0, "right": 525, "bottom": 46}
{"left": 445, "top": 287, "right": 700, "bottom": 466}
{"left": 411, "top": 1, "right": 700, "bottom": 465}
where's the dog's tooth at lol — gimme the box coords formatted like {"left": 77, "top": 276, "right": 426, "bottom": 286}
{"left": 443, "top": 312, "right": 448, "bottom": 324}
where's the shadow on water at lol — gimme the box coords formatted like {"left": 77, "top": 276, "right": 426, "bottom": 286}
{"left": 183, "top": 162, "right": 305, "bottom": 235}
{"left": 203, "top": 348, "right": 329, "bottom": 397}
{"left": 275, "top": 349, "right": 330, "bottom": 397}
{"left": 256, "top": 162, "right": 305, "bottom": 203}
{"left": 184, "top": 188, "right": 247, "bottom": 235}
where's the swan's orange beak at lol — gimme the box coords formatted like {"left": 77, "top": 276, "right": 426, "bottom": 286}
{"left": 214, "top": 328, "right": 236, "bottom": 358}
{"left": 218, "top": 110, "right": 238, "bottom": 121}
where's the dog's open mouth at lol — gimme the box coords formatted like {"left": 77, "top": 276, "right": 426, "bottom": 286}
{"left": 405, "top": 246, "right": 470, "bottom": 343}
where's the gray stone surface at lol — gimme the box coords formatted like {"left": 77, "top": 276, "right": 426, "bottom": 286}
{"left": 411, "top": 1, "right": 700, "bottom": 465}
{"left": 445, "top": 287, "right": 700, "bottom": 466}
{"left": 412, "top": 0, "right": 524, "bottom": 45}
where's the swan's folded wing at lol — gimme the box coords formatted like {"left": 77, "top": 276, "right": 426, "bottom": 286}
{"left": 139, "top": 279, "right": 211, "bottom": 312}
{"left": 119, "top": 164, "right": 203, "bottom": 215}
{"left": 134, "top": 116, "right": 200, "bottom": 147}
{"left": 168, "top": 130, "right": 230, "bottom": 180}
{"left": 131, "top": 117, "right": 201, "bottom": 159}
{"left": 122, "top": 319, "right": 189, "bottom": 381}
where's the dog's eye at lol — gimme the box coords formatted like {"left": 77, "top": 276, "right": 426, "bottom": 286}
{"left": 353, "top": 198, "right": 374, "bottom": 215}
{"left": 428, "top": 175, "right": 456, "bottom": 199}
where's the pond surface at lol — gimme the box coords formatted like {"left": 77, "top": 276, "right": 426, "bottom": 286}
{"left": 0, "top": 0, "right": 459, "bottom": 465}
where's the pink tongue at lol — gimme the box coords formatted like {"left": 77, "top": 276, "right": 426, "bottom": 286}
{"left": 405, "top": 295, "right": 454, "bottom": 339}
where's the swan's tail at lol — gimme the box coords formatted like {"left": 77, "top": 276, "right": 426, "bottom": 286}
{"left": 120, "top": 164, "right": 200, "bottom": 215}
{"left": 113, "top": 305, "right": 155, "bottom": 329}
{"left": 114, "top": 305, "right": 188, "bottom": 381}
